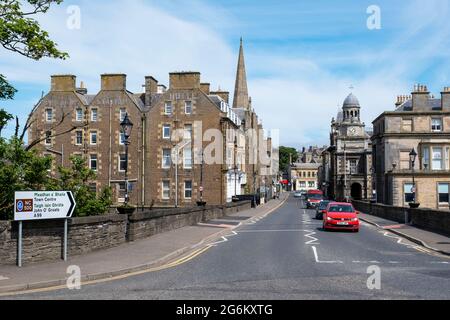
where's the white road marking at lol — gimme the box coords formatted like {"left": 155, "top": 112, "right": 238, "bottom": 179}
{"left": 0, "top": 276, "right": 9, "bottom": 281}
{"left": 304, "top": 230, "right": 320, "bottom": 245}
{"left": 240, "top": 229, "right": 307, "bottom": 233}
{"left": 430, "top": 261, "right": 449, "bottom": 264}
{"left": 208, "top": 236, "right": 228, "bottom": 247}
{"left": 312, "top": 246, "right": 343, "bottom": 264}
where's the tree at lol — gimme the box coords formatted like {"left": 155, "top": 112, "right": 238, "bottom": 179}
{"left": 0, "top": 136, "right": 52, "bottom": 220}
{"left": 279, "top": 146, "right": 299, "bottom": 173}
{"left": 0, "top": 0, "right": 68, "bottom": 120}
{"left": 52, "top": 156, "right": 112, "bottom": 217}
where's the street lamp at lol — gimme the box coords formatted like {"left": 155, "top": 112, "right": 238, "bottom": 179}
{"left": 409, "top": 148, "right": 419, "bottom": 208}
{"left": 120, "top": 113, "right": 133, "bottom": 206}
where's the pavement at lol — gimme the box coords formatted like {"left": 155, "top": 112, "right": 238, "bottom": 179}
{"left": 2, "top": 194, "right": 449, "bottom": 300}
{"left": 0, "top": 193, "right": 288, "bottom": 296}
{"left": 357, "top": 212, "right": 450, "bottom": 256}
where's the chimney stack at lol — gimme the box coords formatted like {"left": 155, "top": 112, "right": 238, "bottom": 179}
{"left": 144, "top": 76, "right": 158, "bottom": 106}
{"left": 51, "top": 75, "right": 76, "bottom": 92}
{"left": 76, "top": 81, "right": 87, "bottom": 95}
{"left": 442, "top": 87, "right": 450, "bottom": 111}
{"left": 200, "top": 83, "right": 210, "bottom": 95}
{"left": 101, "top": 74, "right": 126, "bottom": 91}
{"left": 169, "top": 72, "right": 201, "bottom": 90}
{"left": 411, "top": 83, "right": 429, "bottom": 111}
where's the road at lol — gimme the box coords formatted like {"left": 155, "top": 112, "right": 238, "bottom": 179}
{"left": 7, "top": 195, "right": 450, "bottom": 300}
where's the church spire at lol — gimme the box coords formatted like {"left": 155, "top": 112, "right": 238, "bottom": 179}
{"left": 233, "top": 37, "right": 249, "bottom": 109}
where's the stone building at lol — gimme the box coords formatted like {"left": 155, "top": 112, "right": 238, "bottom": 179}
{"left": 290, "top": 162, "right": 321, "bottom": 192}
{"left": 322, "top": 93, "right": 372, "bottom": 201}
{"left": 372, "top": 84, "right": 450, "bottom": 210}
{"left": 28, "top": 74, "right": 146, "bottom": 206}
{"left": 27, "top": 40, "right": 275, "bottom": 207}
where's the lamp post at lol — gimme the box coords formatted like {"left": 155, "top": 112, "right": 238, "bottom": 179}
{"left": 409, "top": 148, "right": 419, "bottom": 208}
{"left": 120, "top": 113, "right": 134, "bottom": 206}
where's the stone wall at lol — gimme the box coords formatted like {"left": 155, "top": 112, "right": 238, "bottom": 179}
{"left": 0, "top": 201, "right": 252, "bottom": 265}
{"left": 128, "top": 201, "right": 252, "bottom": 242}
{"left": 353, "top": 200, "right": 450, "bottom": 237}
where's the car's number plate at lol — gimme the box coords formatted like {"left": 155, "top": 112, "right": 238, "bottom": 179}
{"left": 337, "top": 222, "right": 348, "bottom": 225}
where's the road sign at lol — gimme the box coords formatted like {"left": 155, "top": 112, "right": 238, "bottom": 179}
{"left": 14, "top": 191, "right": 76, "bottom": 221}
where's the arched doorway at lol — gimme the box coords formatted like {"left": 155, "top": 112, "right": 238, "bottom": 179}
{"left": 351, "top": 183, "right": 363, "bottom": 200}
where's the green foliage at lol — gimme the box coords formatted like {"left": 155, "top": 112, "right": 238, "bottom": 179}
{"left": 0, "top": 0, "right": 68, "bottom": 60}
{"left": 0, "top": 0, "right": 68, "bottom": 107}
{"left": 0, "top": 108, "right": 13, "bottom": 135}
{"left": 0, "top": 136, "right": 52, "bottom": 220}
{"left": 279, "top": 146, "right": 299, "bottom": 173}
{"left": 53, "top": 156, "right": 113, "bottom": 217}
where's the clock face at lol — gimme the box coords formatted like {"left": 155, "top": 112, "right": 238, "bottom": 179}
{"left": 349, "top": 127, "right": 357, "bottom": 136}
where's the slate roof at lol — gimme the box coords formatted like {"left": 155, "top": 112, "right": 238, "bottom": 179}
{"left": 395, "top": 98, "right": 442, "bottom": 112}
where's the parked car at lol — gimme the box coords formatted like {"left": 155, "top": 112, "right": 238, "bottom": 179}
{"left": 294, "top": 191, "right": 303, "bottom": 198}
{"left": 306, "top": 193, "right": 323, "bottom": 209}
{"left": 315, "top": 200, "right": 331, "bottom": 220}
{"left": 323, "top": 202, "right": 360, "bottom": 232}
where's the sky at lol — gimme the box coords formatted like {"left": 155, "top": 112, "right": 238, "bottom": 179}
{"left": 1, "top": 0, "right": 450, "bottom": 149}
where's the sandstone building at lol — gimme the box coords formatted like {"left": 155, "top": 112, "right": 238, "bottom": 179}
{"left": 322, "top": 93, "right": 372, "bottom": 201}
{"left": 372, "top": 85, "right": 450, "bottom": 210}
{"left": 28, "top": 40, "right": 277, "bottom": 207}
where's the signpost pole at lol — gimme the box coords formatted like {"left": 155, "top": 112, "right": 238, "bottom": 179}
{"left": 18, "top": 221, "right": 22, "bottom": 268}
{"left": 63, "top": 218, "right": 68, "bottom": 261}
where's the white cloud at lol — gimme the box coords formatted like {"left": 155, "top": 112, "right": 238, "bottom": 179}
{"left": 2, "top": 0, "right": 450, "bottom": 148}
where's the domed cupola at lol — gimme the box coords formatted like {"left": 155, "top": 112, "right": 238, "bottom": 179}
{"left": 342, "top": 93, "right": 361, "bottom": 122}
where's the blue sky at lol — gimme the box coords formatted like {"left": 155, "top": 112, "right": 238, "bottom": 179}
{"left": 1, "top": 0, "right": 450, "bottom": 148}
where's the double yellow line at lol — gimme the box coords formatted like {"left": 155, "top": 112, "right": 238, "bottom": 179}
{"left": 0, "top": 246, "right": 212, "bottom": 297}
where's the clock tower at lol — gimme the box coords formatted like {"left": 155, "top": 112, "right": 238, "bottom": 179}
{"left": 326, "top": 92, "right": 372, "bottom": 202}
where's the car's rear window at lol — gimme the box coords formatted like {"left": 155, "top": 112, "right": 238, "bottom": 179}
{"left": 319, "top": 201, "right": 330, "bottom": 209}
{"left": 328, "top": 205, "right": 354, "bottom": 213}
{"left": 308, "top": 194, "right": 322, "bottom": 200}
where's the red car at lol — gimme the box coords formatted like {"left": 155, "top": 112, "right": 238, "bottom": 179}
{"left": 323, "top": 202, "right": 360, "bottom": 232}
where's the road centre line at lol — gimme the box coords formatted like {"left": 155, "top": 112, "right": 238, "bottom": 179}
{"left": 0, "top": 276, "right": 9, "bottom": 281}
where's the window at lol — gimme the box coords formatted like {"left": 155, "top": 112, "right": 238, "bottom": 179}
{"left": 162, "top": 180, "right": 170, "bottom": 199}
{"left": 164, "top": 102, "right": 172, "bottom": 115}
{"left": 90, "top": 154, "right": 98, "bottom": 171}
{"left": 119, "top": 132, "right": 126, "bottom": 145}
{"left": 91, "top": 108, "right": 98, "bottom": 122}
{"left": 75, "top": 131, "right": 83, "bottom": 145}
{"left": 45, "top": 131, "right": 52, "bottom": 145}
{"left": 308, "top": 181, "right": 315, "bottom": 188}
{"left": 422, "top": 147, "right": 430, "bottom": 170}
{"left": 349, "top": 159, "right": 358, "bottom": 174}
{"left": 438, "top": 183, "right": 449, "bottom": 204}
{"left": 163, "top": 125, "right": 171, "bottom": 139}
{"left": 44, "top": 153, "right": 52, "bottom": 172}
{"left": 401, "top": 119, "right": 412, "bottom": 132}
{"left": 162, "top": 149, "right": 171, "bottom": 168}
{"left": 185, "top": 101, "right": 192, "bottom": 115}
{"left": 119, "top": 154, "right": 127, "bottom": 172}
{"left": 184, "top": 124, "right": 192, "bottom": 140}
{"left": 119, "top": 108, "right": 127, "bottom": 121}
{"left": 432, "top": 147, "right": 443, "bottom": 170}
{"left": 45, "top": 109, "right": 53, "bottom": 122}
{"left": 400, "top": 151, "right": 411, "bottom": 170}
{"left": 432, "top": 118, "right": 443, "bottom": 132}
{"left": 90, "top": 131, "right": 98, "bottom": 145}
{"left": 299, "top": 181, "right": 306, "bottom": 188}
{"left": 184, "top": 181, "right": 192, "bottom": 199}
{"left": 183, "top": 148, "right": 192, "bottom": 169}
{"left": 404, "top": 183, "right": 414, "bottom": 203}
{"left": 76, "top": 108, "right": 83, "bottom": 122}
